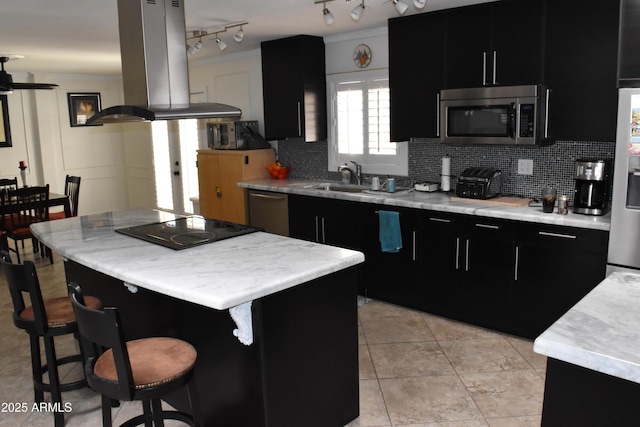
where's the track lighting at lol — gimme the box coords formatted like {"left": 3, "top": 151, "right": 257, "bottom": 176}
{"left": 414, "top": 0, "right": 427, "bottom": 8}
{"left": 187, "top": 39, "right": 202, "bottom": 55}
{"left": 392, "top": 0, "right": 409, "bottom": 15}
{"left": 350, "top": 1, "right": 365, "bottom": 21}
{"left": 315, "top": 0, "right": 336, "bottom": 25}
{"left": 215, "top": 33, "right": 228, "bottom": 51}
{"left": 234, "top": 26, "right": 244, "bottom": 43}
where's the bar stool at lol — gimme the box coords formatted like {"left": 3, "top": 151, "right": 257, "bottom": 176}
{"left": 68, "top": 283, "right": 202, "bottom": 426}
{"left": 0, "top": 250, "right": 102, "bottom": 427}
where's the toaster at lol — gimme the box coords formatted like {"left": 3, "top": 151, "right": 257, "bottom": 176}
{"left": 456, "top": 167, "right": 502, "bottom": 199}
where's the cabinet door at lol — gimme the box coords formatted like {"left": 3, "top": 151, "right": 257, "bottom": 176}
{"left": 458, "top": 219, "right": 514, "bottom": 330}
{"left": 389, "top": 12, "right": 446, "bottom": 140}
{"left": 261, "top": 36, "right": 326, "bottom": 142}
{"left": 445, "top": 4, "right": 492, "bottom": 89}
{"left": 544, "top": 0, "right": 619, "bottom": 142}
{"left": 360, "top": 206, "right": 421, "bottom": 305}
{"left": 288, "top": 195, "right": 323, "bottom": 242}
{"left": 217, "top": 157, "right": 246, "bottom": 224}
{"left": 619, "top": 0, "right": 640, "bottom": 86}
{"left": 197, "top": 154, "right": 222, "bottom": 220}
{"left": 513, "top": 224, "right": 608, "bottom": 339}
{"left": 489, "top": 0, "right": 543, "bottom": 86}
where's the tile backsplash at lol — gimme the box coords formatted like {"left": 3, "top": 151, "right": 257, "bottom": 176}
{"left": 277, "top": 138, "right": 615, "bottom": 202}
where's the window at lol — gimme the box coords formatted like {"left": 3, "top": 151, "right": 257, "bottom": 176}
{"left": 328, "top": 69, "right": 407, "bottom": 176}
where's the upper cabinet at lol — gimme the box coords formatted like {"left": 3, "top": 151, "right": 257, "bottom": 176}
{"left": 618, "top": 0, "right": 640, "bottom": 87}
{"left": 445, "top": 0, "right": 543, "bottom": 89}
{"left": 389, "top": 11, "right": 446, "bottom": 141}
{"left": 389, "top": 0, "right": 619, "bottom": 142}
{"left": 261, "top": 35, "right": 327, "bottom": 142}
{"left": 544, "top": 0, "right": 619, "bottom": 142}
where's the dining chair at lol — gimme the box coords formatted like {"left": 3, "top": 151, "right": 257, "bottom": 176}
{"left": 0, "top": 177, "right": 18, "bottom": 201}
{"left": 49, "top": 175, "right": 81, "bottom": 220}
{"left": 1, "top": 185, "right": 51, "bottom": 263}
{"left": 68, "top": 283, "right": 202, "bottom": 427}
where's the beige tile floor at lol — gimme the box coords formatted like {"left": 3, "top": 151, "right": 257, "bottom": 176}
{"left": 0, "top": 244, "right": 546, "bottom": 426}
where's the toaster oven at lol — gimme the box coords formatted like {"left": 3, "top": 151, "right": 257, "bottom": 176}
{"left": 456, "top": 167, "right": 502, "bottom": 199}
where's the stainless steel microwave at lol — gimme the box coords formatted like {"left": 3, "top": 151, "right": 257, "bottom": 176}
{"left": 439, "top": 85, "right": 548, "bottom": 145}
{"left": 207, "top": 120, "right": 259, "bottom": 149}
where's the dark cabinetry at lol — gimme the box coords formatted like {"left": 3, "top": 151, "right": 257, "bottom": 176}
{"left": 445, "top": 0, "right": 543, "bottom": 89}
{"left": 288, "top": 195, "right": 608, "bottom": 339}
{"left": 543, "top": 0, "right": 619, "bottom": 141}
{"left": 388, "top": 12, "right": 446, "bottom": 140}
{"left": 261, "top": 35, "right": 327, "bottom": 142}
{"left": 513, "top": 223, "right": 608, "bottom": 338}
{"left": 619, "top": 0, "right": 640, "bottom": 86}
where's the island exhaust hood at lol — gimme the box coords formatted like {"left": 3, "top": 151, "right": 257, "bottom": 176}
{"left": 87, "top": 0, "right": 242, "bottom": 125}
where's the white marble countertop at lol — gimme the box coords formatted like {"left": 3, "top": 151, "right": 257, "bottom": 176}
{"left": 30, "top": 209, "right": 365, "bottom": 311}
{"left": 238, "top": 179, "right": 610, "bottom": 231}
{"left": 534, "top": 272, "right": 640, "bottom": 384}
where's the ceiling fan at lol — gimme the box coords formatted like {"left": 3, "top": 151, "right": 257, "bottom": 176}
{"left": 0, "top": 55, "right": 58, "bottom": 94}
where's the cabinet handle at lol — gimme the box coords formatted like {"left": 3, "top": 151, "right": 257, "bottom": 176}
{"left": 475, "top": 223, "right": 500, "bottom": 230}
{"left": 315, "top": 216, "right": 320, "bottom": 242}
{"left": 297, "top": 101, "right": 302, "bottom": 137}
{"left": 538, "top": 231, "right": 577, "bottom": 239}
{"left": 492, "top": 51, "right": 497, "bottom": 85}
{"left": 544, "top": 88, "right": 550, "bottom": 139}
{"left": 436, "top": 93, "right": 440, "bottom": 137}
{"left": 412, "top": 230, "right": 416, "bottom": 261}
{"left": 465, "top": 239, "right": 470, "bottom": 272}
{"left": 514, "top": 245, "right": 519, "bottom": 281}
{"left": 482, "top": 51, "right": 487, "bottom": 86}
{"left": 321, "top": 217, "right": 326, "bottom": 243}
{"left": 429, "top": 217, "right": 451, "bottom": 223}
{"left": 455, "top": 237, "right": 460, "bottom": 270}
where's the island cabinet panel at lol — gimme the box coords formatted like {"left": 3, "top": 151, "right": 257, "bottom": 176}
{"left": 388, "top": 11, "right": 446, "bottom": 140}
{"left": 261, "top": 35, "right": 327, "bottom": 142}
{"left": 543, "top": 0, "right": 619, "bottom": 142}
{"left": 619, "top": 0, "right": 640, "bottom": 86}
{"left": 64, "top": 259, "right": 359, "bottom": 427}
{"left": 512, "top": 223, "right": 609, "bottom": 338}
{"left": 197, "top": 149, "right": 275, "bottom": 224}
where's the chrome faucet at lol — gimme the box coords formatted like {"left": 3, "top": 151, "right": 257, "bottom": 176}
{"left": 338, "top": 161, "right": 362, "bottom": 185}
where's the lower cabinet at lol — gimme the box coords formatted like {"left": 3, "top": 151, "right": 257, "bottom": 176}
{"left": 288, "top": 195, "right": 609, "bottom": 339}
{"left": 512, "top": 223, "right": 609, "bottom": 338}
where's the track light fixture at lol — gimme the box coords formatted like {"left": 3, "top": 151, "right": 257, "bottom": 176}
{"left": 215, "top": 33, "right": 228, "bottom": 51}
{"left": 414, "top": 0, "right": 427, "bottom": 8}
{"left": 350, "top": 1, "right": 365, "bottom": 21}
{"left": 234, "top": 26, "right": 244, "bottom": 43}
{"left": 391, "top": 0, "right": 409, "bottom": 15}
{"left": 186, "top": 30, "right": 207, "bottom": 55}
{"left": 315, "top": 0, "right": 336, "bottom": 25}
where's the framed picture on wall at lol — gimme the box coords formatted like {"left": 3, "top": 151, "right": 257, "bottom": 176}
{"left": 67, "top": 92, "right": 102, "bottom": 127}
{"left": 0, "top": 95, "right": 11, "bottom": 147}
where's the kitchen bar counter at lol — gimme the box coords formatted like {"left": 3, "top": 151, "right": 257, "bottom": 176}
{"left": 30, "top": 209, "right": 364, "bottom": 426}
{"left": 238, "top": 179, "right": 610, "bottom": 231}
{"left": 533, "top": 272, "right": 640, "bottom": 425}
{"left": 30, "top": 208, "right": 364, "bottom": 310}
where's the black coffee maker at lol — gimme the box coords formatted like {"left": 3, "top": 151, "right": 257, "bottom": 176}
{"left": 573, "top": 159, "right": 612, "bottom": 215}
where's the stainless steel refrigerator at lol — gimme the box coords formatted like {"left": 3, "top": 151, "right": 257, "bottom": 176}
{"left": 608, "top": 88, "right": 640, "bottom": 274}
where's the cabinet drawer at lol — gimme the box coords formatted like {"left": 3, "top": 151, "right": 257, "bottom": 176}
{"left": 516, "top": 223, "right": 609, "bottom": 253}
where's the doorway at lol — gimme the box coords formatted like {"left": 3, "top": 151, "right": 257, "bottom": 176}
{"left": 151, "top": 119, "right": 200, "bottom": 215}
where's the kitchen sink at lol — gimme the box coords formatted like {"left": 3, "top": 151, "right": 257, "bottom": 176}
{"left": 308, "top": 183, "right": 369, "bottom": 193}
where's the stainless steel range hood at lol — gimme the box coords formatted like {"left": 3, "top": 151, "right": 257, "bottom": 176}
{"left": 88, "top": 0, "right": 241, "bottom": 125}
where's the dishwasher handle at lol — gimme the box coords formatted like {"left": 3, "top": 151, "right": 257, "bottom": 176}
{"left": 249, "top": 193, "right": 288, "bottom": 201}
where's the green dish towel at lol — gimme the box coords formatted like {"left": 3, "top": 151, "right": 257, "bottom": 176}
{"left": 378, "top": 210, "right": 402, "bottom": 253}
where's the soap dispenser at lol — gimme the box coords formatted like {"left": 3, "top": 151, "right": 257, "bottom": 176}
{"left": 341, "top": 164, "right": 351, "bottom": 184}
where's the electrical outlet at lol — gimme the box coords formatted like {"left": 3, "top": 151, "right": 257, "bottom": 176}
{"left": 517, "top": 159, "right": 534, "bottom": 175}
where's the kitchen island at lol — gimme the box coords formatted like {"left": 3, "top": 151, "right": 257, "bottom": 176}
{"left": 31, "top": 209, "right": 365, "bottom": 427}
{"left": 534, "top": 272, "right": 640, "bottom": 425}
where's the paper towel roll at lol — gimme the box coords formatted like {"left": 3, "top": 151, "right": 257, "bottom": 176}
{"left": 441, "top": 156, "right": 451, "bottom": 192}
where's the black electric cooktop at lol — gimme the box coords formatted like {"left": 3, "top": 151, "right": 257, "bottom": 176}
{"left": 115, "top": 216, "right": 261, "bottom": 250}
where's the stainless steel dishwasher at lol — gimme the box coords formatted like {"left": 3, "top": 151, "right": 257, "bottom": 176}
{"left": 248, "top": 190, "right": 289, "bottom": 236}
